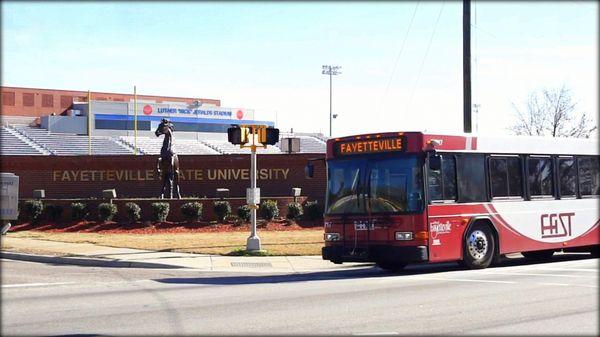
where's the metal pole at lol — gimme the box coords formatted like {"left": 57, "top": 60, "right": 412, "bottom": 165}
{"left": 87, "top": 90, "right": 92, "bottom": 155}
{"left": 246, "top": 128, "right": 261, "bottom": 251}
{"left": 329, "top": 72, "right": 333, "bottom": 137}
{"left": 134, "top": 85, "right": 138, "bottom": 155}
{"left": 463, "top": 0, "right": 472, "bottom": 133}
{"left": 250, "top": 150, "right": 257, "bottom": 235}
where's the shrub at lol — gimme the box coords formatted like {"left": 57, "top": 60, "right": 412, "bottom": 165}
{"left": 213, "top": 201, "right": 231, "bottom": 222}
{"left": 259, "top": 200, "right": 279, "bottom": 221}
{"left": 98, "top": 203, "right": 117, "bottom": 222}
{"left": 23, "top": 199, "right": 43, "bottom": 223}
{"left": 70, "top": 202, "right": 88, "bottom": 221}
{"left": 304, "top": 200, "right": 323, "bottom": 221}
{"left": 286, "top": 202, "right": 303, "bottom": 220}
{"left": 181, "top": 202, "right": 203, "bottom": 222}
{"left": 237, "top": 205, "right": 251, "bottom": 222}
{"left": 124, "top": 202, "right": 141, "bottom": 223}
{"left": 44, "top": 204, "right": 64, "bottom": 222}
{"left": 151, "top": 202, "right": 170, "bottom": 222}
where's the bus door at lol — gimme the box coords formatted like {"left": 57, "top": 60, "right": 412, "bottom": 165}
{"left": 326, "top": 159, "right": 370, "bottom": 253}
{"left": 350, "top": 165, "right": 389, "bottom": 250}
{"left": 348, "top": 169, "right": 373, "bottom": 254}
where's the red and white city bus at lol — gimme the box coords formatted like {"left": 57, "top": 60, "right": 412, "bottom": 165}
{"left": 314, "top": 132, "right": 599, "bottom": 270}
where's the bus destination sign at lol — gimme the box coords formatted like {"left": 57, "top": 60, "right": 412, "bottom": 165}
{"left": 335, "top": 136, "right": 405, "bottom": 156}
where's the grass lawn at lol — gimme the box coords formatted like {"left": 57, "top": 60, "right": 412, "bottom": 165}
{"left": 7, "top": 230, "right": 325, "bottom": 256}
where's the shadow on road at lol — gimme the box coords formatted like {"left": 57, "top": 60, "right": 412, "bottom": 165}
{"left": 153, "top": 253, "right": 597, "bottom": 286}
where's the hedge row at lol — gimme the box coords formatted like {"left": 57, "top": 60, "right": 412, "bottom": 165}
{"left": 19, "top": 200, "right": 324, "bottom": 223}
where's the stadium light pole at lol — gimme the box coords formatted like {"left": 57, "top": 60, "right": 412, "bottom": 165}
{"left": 322, "top": 65, "right": 341, "bottom": 137}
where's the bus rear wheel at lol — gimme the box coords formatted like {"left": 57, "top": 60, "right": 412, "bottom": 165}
{"left": 522, "top": 250, "right": 555, "bottom": 260}
{"left": 462, "top": 223, "right": 495, "bottom": 269}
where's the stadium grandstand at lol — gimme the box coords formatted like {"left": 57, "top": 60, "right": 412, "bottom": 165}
{"left": 0, "top": 86, "right": 327, "bottom": 155}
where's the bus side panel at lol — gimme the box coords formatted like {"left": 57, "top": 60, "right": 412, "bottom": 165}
{"left": 488, "top": 199, "right": 599, "bottom": 254}
{"left": 426, "top": 204, "right": 489, "bottom": 262}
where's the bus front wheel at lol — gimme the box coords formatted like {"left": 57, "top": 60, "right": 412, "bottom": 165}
{"left": 462, "top": 224, "right": 496, "bottom": 269}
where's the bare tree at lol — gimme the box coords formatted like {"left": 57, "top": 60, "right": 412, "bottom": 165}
{"left": 510, "top": 85, "right": 597, "bottom": 138}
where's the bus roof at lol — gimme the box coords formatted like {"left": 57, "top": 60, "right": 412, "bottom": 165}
{"left": 328, "top": 132, "right": 599, "bottom": 156}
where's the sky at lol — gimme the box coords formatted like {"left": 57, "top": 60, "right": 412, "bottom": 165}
{"left": 2, "top": 1, "right": 598, "bottom": 137}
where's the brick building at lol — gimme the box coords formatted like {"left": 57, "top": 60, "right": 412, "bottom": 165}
{"left": 0, "top": 86, "right": 221, "bottom": 118}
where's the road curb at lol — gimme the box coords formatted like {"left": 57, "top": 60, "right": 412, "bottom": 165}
{"left": 0, "top": 251, "right": 186, "bottom": 269}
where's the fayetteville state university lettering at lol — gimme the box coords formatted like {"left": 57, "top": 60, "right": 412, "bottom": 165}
{"left": 53, "top": 168, "right": 290, "bottom": 182}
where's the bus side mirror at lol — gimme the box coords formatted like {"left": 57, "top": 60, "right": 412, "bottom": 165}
{"left": 428, "top": 153, "right": 442, "bottom": 170}
{"left": 305, "top": 163, "right": 314, "bottom": 178}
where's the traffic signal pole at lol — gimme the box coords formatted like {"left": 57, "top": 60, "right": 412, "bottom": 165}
{"left": 247, "top": 143, "right": 261, "bottom": 251}
{"left": 226, "top": 124, "right": 279, "bottom": 252}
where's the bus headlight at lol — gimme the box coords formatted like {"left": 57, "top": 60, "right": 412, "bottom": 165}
{"left": 395, "top": 231, "right": 413, "bottom": 240}
{"left": 324, "top": 233, "right": 340, "bottom": 242}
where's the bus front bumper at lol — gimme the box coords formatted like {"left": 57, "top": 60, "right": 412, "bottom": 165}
{"left": 322, "top": 245, "right": 428, "bottom": 264}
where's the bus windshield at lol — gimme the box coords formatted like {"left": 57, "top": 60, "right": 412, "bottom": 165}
{"left": 326, "top": 154, "right": 424, "bottom": 215}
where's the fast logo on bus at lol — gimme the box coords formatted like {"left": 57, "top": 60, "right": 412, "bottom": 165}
{"left": 335, "top": 136, "right": 405, "bottom": 156}
{"left": 540, "top": 212, "right": 574, "bottom": 239}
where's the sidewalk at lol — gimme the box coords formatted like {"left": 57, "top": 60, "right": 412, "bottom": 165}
{"left": 0, "top": 236, "right": 370, "bottom": 273}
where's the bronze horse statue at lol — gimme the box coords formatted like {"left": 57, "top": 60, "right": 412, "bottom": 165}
{"left": 155, "top": 118, "right": 181, "bottom": 199}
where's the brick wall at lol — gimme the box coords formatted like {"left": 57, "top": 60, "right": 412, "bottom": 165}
{"left": 1, "top": 154, "right": 327, "bottom": 202}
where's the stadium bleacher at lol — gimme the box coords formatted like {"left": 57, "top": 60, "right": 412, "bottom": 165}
{"left": 0, "top": 126, "right": 46, "bottom": 155}
{"left": 0, "top": 124, "right": 327, "bottom": 156}
{"left": 204, "top": 140, "right": 283, "bottom": 154}
{"left": 119, "top": 136, "right": 221, "bottom": 155}
{"left": 13, "top": 126, "right": 134, "bottom": 155}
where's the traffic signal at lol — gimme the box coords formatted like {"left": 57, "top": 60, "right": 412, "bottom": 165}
{"left": 261, "top": 127, "right": 280, "bottom": 145}
{"left": 228, "top": 125, "right": 278, "bottom": 146}
{"left": 228, "top": 126, "right": 247, "bottom": 145}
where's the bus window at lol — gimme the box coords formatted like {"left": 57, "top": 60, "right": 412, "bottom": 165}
{"left": 489, "top": 157, "right": 522, "bottom": 198}
{"left": 528, "top": 157, "right": 554, "bottom": 198}
{"left": 367, "top": 155, "right": 424, "bottom": 213}
{"left": 326, "top": 160, "right": 365, "bottom": 215}
{"left": 427, "top": 155, "right": 456, "bottom": 202}
{"left": 558, "top": 157, "right": 577, "bottom": 197}
{"left": 578, "top": 156, "right": 600, "bottom": 196}
{"left": 456, "top": 154, "right": 487, "bottom": 203}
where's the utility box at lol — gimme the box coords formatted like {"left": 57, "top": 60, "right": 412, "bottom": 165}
{"left": 1, "top": 173, "right": 19, "bottom": 220}
{"left": 281, "top": 137, "right": 301, "bottom": 153}
{"left": 246, "top": 188, "right": 260, "bottom": 205}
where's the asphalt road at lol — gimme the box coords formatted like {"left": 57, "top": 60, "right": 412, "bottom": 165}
{"left": 2, "top": 254, "right": 598, "bottom": 336}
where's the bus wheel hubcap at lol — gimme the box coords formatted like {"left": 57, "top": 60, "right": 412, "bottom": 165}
{"left": 467, "top": 230, "right": 488, "bottom": 260}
